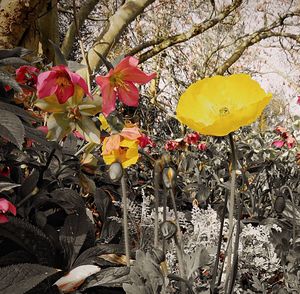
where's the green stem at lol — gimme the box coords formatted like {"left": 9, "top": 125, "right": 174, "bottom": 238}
{"left": 121, "top": 174, "right": 130, "bottom": 266}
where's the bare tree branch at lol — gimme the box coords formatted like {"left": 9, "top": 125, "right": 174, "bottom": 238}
{"left": 79, "top": 0, "right": 155, "bottom": 77}
{"left": 215, "top": 12, "right": 300, "bottom": 75}
{"left": 61, "top": 0, "right": 100, "bottom": 58}
{"left": 132, "top": 0, "right": 243, "bottom": 63}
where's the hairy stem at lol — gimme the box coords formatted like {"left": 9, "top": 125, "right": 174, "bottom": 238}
{"left": 121, "top": 174, "right": 130, "bottom": 266}
{"left": 224, "top": 132, "right": 237, "bottom": 293}
{"left": 210, "top": 193, "right": 228, "bottom": 293}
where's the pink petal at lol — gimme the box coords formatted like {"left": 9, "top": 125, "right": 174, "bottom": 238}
{"left": 96, "top": 76, "right": 117, "bottom": 117}
{"left": 8, "top": 202, "right": 16, "bottom": 215}
{"left": 121, "top": 126, "right": 141, "bottom": 140}
{"left": 121, "top": 67, "right": 156, "bottom": 84}
{"left": 115, "top": 56, "right": 139, "bottom": 72}
{"left": 103, "top": 134, "right": 121, "bottom": 154}
{"left": 286, "top": 135, "right": 296, "bottom": 149}
{"left": 0, "top": 198, "right": 9, "bottom": 212}
{"left": 0, "top": 215, "right": 9, "bottom": 224}
{"left": 37, "top": 71, "right": 58, "bottom": 98}
{"left": 117, "top": 82, "right": 139, "bottom": 107}
{"left": 56, "top": 84, "right": 74, "bottom": 104}
{"left": 272, "top": 140, "right": 285, "bottom": 148}
{"left": 114, "top": 56, "right": 156, "bottom": 84}
{"left": 66, "top": 67, "right": 91, "bottom": 97}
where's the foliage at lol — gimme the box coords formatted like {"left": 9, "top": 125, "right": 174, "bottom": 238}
{"left": 0, "top": 40, "right": 298, "bottom": 294}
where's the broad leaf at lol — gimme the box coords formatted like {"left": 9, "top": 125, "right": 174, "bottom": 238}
{"left": 0, "top": 47, "right": 32, "bottom": 59}
{"left": 0, "top": 109, "right": 24, "bottom": 148}
{"left": 82, "top": 266, "right": 129, "bottom": 289}
{"left": 0, "top": 217, "right": 56, "bottom": 266}
{"left": 0, "top": 57, "right": 29, "bottom": 66}
{"left": 0, "top": 263, "right": 61, "bottom": 294}
{"left": 0, "top": 182, "right": 20, "bottom": 193}
{"left": 59, "top": 213, "right": 90, "bottom": 269}
{"left": 49, "top": 40, "right": 67, "bottom": 66}
{"left": 0, "top": 70, "right": 22, "bottom": 92}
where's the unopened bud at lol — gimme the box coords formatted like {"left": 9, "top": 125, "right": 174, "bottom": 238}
{"left": 162, "top": 166, "right": 176, "bottom": 189}
{"left": 108, "top": 162, "right": 123, "bottom": 182}
{"left": 160, "top": 221, "right": 177, "bottom": 240}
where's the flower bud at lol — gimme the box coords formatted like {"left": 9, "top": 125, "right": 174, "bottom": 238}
{"left": 162, "top": 166, "right": 176, "bottom": 189}
{"left": 108, "top": 162, "right": 123, "bottom": 182}
{"left": 160, "top": 221, "right": 177, "bottom": 240}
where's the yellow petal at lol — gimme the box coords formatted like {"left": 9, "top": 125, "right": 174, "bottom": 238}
{"left": 176, "top": 74, "right": 272, "bottom": 136}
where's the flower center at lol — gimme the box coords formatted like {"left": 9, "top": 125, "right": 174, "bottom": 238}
{"left": 219, "top": 107, "right": 230, "bottom": 116}
{"left": 56, "top": 72, "right": 71, "bottom": 88}
{"left": 109, "top": 73, "right": 129, "bottom": 91}
{"left": 67, "top": 106, "right": 81, "bottom": 121}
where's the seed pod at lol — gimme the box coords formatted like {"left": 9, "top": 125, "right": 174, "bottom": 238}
{"left": 108, "top": 162, "right": 123, "bottom": 182}
{"left": 274, "top": 195, "right": 285, "bottom": 213}
{"left": 160, "top": 221, "right": 177, "bottom": 240}
{"left": 162, "top": 166, "right": 176, "bottom": 189}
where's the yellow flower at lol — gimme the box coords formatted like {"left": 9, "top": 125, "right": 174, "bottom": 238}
{"left": 102, "top": 137, "right": 139, "bottom": 168}
{"left": 102, "top": 123, "right": 141, "bottom": 168}
{"left": 176, "top": 74, "right": 272, "bottom": 136}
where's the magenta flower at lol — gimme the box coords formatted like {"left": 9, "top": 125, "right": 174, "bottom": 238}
{"left": 0, "top": 198, "right": 16, "bottom": 224}
{"left": 272, "top": 140, "right": 285, "bottom": 148}
{"left": 96, "top": 56, "right": 156, "bottom": 116}
{"left": 183, "top": 132, "right": 200, "bottom": 145}
{"left": 16, "top": 66, "right": 39, "bottom": 88}
{"left": 37, "top": 65, "right": 90, "bottom": 104}
{"left": 165, "top": 140, "right": 179, "bottom": 151}
{"left": 138, "top": 133, "right": 156, "bottom": 148}
{"left": 297, "top": 96, "right": 300, "bottom": 105}
{"left": 197, "top": 142, "right": 207, "bottom": 151}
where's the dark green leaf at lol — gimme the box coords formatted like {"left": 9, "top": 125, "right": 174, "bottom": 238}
{"left": 0, "top": 70, "right": 22, "bottom": 92}
{"left": 0, "top": 263, "right": 60, "bottom": 294}
{"left": 0, "top": 57, "right": 29, "bottom": 67}
{"left": 82, "top": 267, "right": 129, "bottom": 289}
{"left": 0, "top": 217, "right": 56, "bottom": 266}
{"left": 49, "top": 40, "right": 67, "bottom": 66}
{"left": 59, "top": 213, "right": 90, "bottom": 269}
{"left": 20, "top": 168, "right": 39, "bottom": 197}
{"left": 0, "top": 182, "right": 20, "bottom": 193}
{"left": 0, "top": 109, "right": 24, "bottom": 148}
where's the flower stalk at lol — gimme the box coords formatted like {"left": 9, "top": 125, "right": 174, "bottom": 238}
{"left": 121, "top": 174, "right": 130, "bottom": 266}
{"left": 224, "top": 132, "right": 237, "bottom": 293}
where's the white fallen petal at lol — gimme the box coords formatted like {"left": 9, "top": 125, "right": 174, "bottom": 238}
{"left": 54, "top": 265, "right": 100, "bottom": 293}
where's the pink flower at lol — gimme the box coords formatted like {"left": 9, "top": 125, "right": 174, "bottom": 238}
{"left": 96, "top": 56, "right": 156, "bottom": 116}
{"left": 165, "top": 140, "right": 179, "bottom": 151}
{"left": 286, "top": 134, "right": 296, "bottom": 149}
{"left": 272, "top": 140, "right": 285, "bottom": 148}
{"left": 0, "top": 198, "right": 16, "bottom": 224}
{"left": 138, "top": 133, "right": 156, "bottom": 148}
{"left": 275, "top": 126, "right": 287, "bottom": 134}
{"left": 197, "top": 142, "right": 207, "bottom": 151}
{"left": 297, "top": 96, "right": 300, "bottom": 105}
{"left": 16, "top": 66, "right": 39, "bottom": 88}
{"left": 37, "top": 65, "right": 90, "bottom": 104}
{"left": 183, "top": 132, "right": 200, "bottom": 145}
